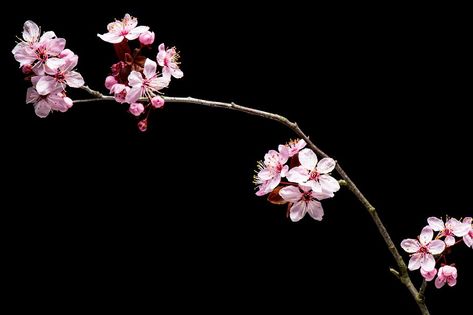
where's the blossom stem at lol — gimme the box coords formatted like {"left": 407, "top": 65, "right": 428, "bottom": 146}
{"left": 76, "top": 86, "right": 430, "bottom": 315}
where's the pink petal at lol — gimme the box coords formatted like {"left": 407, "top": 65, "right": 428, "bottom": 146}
{"left": 279, "top": 186, "right": 302, "bottom": 203}
{"left": 401, "top": 239, "right": 420, "bottom": 253}
{"left": 306, "top": 200, "right": 324, "bottom": 221}
{"left": 127, "top": 71, "right": 144, "bottom": 87}
{"left": 296, "top": 139, "right": 307, "bottom": 150}
{"left": 47, "top": 38, "right": 66, "bottom": 56}
{"left": 39, "top": 31, "right": 56, "bottom": 43}
{"left": 22, "top": 20, "right": 39, "bottom": 42}
{"left": 317, "top": 158, "right": 336, "bottom": 174}
{"left": 318, "top": 174, "right": 340, "bottom": 193}
{"left": 65, "top": 71, "right": 84, "bottom": 88}
{"left": 289, "top": 201, "right": 307, "bottom": 222}
{"left": 408, "top": 253, "right": 422, "bottom": 270}
{"left": 143, "top": 58, "right": 157, "bottom": 79}
{"left": 36, "top": 76, "right": 57, "bottom": 95}
{"left": 445, "top": 235, "right": 455, "bottom": 247}
{"left": 463, "top": 217, "right": 472, "bottom": 225}
{"left": 450, "top": 220, "right": 471, "bottom": 237}
{"left": 298, "top": 148, "right": 317, "bottom": 170}
{"left": 34, "top": 100, "right": 51, "bottom": 118}
{"left": 126, "top": 26, "right": 150, "bottom": 40}
{"left": 463, "top": 234, "right": 473, "bottom": 248}
{"left": 311, "top": 190, "right": 334, "bottom": 201}
{"left": 420, "top": 253, "right": 435, "bottom": 271}
{"left": 446, "top": 277, "right": 457, "bottom": 287}
{"left": 286, "top": 166, "right": 309, "bottom": 184}
{"left": 280, "top": 165, "right": 289, "bottom": 178}
{"left": 172, "top": 68, "right": 184, "bottom": 79}
{"left": 97, "top": 32, "right": 123, "bottom": 44}
{"left": 307, "top": 180, "right": 322, "bottom": 193}
{"left": 419, "top": 226, "right": 434, "bottom": 245}
{"left": 26, "top": 87, "right": 39, "bottom": 103}
{"left": 435, "top": 277, "right": 445, "bottom": 289}
{"left": 125, "top": 86, "right": 142, "bottom": 104}
{"left": 45, "top": 58, "right": 65, "bottom": 72}
{"left": 420, "top": 268, "right": 437, "bottom": 281}
{"left": 268, "top": 174, "right": 282, "bottom": 190}
{"left": 13, "top": 47, "right": 36, "bottom": 66}
{"left": 427, "top": 217, "right": 444, "bottom": 231}
{"left": 258, "top": 169, "right": 273, "bottom": 181}
{"left": 428, "top": 240, "right": 445, "bottom": 255}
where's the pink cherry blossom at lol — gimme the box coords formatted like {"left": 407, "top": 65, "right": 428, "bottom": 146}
{"left": 157, "top": 43, "right": 183, "bottom": 79}
{"left": 129, "top": 103, "right": 144, "bottom": 116}
{"left": 110, "top": 84, "right": 130, "bottom": 104}
{"left": 286, "top": 148, "right": 339, "bottom": 193}
{"left": 13, "top": 25, "right": 66, "bottom": 75}
{"left": 26, "top": 85, "right": 72, "bottom": 118}
{"left": 400, "top": 226, "right": 446, "bottom": 271}
{"left": 463, "top": 217, "right": 473, "bottom": 248}
{"left": 139, "top": 31, "right": 155, "bottom": 45}
{"left": 427, "top": 217, "right": 471, "bottom": 247}
{"left": 35, "top": 53, "right": 84, "bottom": 95}
{"left": 279, "top": 185, "right": 333, "bottom": 222}
{"left": 126, "top": 58, "right": 170, "bottom": 104}
{"left": 151, "top": 95, "right": 165, "bottom": 108}
{"left": 97, "top": 13, "right": 149, "bottom": 44}
{"left": 435, "top": 265, "right": 457, "bottom": 288}
{"left": 420, "top": 268, "right": 437, "bottom": 282}
{"left": 278, "top": 139, "right": 307, "bottom": 159}
{"left": 254, "top": 150, "right": 289, "bottom": 196}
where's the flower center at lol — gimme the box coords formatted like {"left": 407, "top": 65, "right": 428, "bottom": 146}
{"left": 55, "top": 72, "right": 65, "bottom": 82}
{"left": 309, "top": 170, "right": 320, "bottom": 180}
{"left": 36, "top": 47, "right": 47, "bottom": 62}
{"left": 418, "top": 245, "right": 429, "bottom": 254}
{"left": 302, "top": 192, "right": 312, "bottom": 202}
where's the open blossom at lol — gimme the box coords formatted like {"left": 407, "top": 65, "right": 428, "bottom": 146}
{"left": 427, "top": 217, "right": 471, "bottom": 247}
{"left": 26, "top": 85, "right": 72, "bottom": 118}
{"left": 254, "top": 149, "right": 289, "bottom": 196}
{"left": 157, "top": 44, "right": 183, "bottom": 79}
{"left": 98, "top": 13, "right": 149, "bottom": 44}
{"left": 12, "top": 20, "right": 40, "bottom": 54}
{"left": 110, "top": 84, "right": 130, "bottom": 103}
{"left": 463, "top": 217, "right": 473, "bottom": 248}
{"left": 278, "top": 139, "right": 306, "bottom": 158}
{"left": 35, "top": 53, "right": 84, "bottom": 95}
{"left": 126, "top": 58, "right": 170, "bottom": 104}
{"left": 286, "top": 148, "right": 339, "bottom": 193}
{"left": 401, "top": 226, "right": 445, "bottom": 271}
{"left": 435, "top": 265, "right": 457, "bottom": 288}
{"left": 279, "top": 185, "right": 333, "bottom": 222}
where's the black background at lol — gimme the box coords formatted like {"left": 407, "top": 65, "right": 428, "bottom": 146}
{"left": 3, "top": 3, "right": 471, "bottom": 314}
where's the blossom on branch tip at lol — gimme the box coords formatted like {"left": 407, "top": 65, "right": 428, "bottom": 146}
{"left": 98, "top": 13, "right": 149, "bottom": 44}
{"left": 427, "top": 216, "right": 471, "bottom": 247}
{"left": 279, "top": 185, "right": 333, "bottom": 222}
{"left": 157, "top": 43, "right": 183, "bottom": 79}
{"left": 286, "top": 148, "right": 339, "bottom": 193}
{"left": 435, "top": 265, "right": 457, "bottom": 288}
{"left": 400, "top": 226, "right": 445, "bottom": 271}
{"left": 126, "top": 58, "right": 170, "bottom": 104}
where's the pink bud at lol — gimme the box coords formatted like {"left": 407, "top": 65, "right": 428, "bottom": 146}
{"left": 151, "top": 95, "right": 165, "bottom": 108}
{"left": 129, "top": 103, "right": 145, "bottom": 116}
{"left": 105, "top": 76, "right": 118, "bottom": 90}
{"left": 139, "top": 31, "right": 155, "bottom": 45}
{"left": 138, "top": 119, "right": 148, "bottom": 132}
{"left": 21, "top": 64, "right": 33, "bottom": 74}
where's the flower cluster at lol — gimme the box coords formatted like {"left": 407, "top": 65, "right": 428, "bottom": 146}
{"left": 12, "top": 21, "right": 84, "bottom": 117}
{"left": 254, "top": 139, "right": 340, "bottom": 222}
{"left": 401, "top": 216, "right": 472, "bottom": 288}
{"left": 98, "top": 13, "right": 183, "bottom": 131}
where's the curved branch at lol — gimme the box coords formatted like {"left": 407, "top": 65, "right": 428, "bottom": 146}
{"left": 76, "top": 86, "right": 429, "bottom": 314}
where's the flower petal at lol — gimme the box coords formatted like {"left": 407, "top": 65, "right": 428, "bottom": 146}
{"left": 427, "top": 217, "right": 445, "bottom": 231}
{"left": 22, "top": 20, "right": 39, "bottom": 42}
{"left": 34, "top": 100, "right": 51, "bottom": 118}
{"left": 143, "top": 58, "right": 157, "bottom": 79}
{"left": 47, "top": 38, "right": 66, "bottom": 56}
{"left": 65, "top": 71, "right": 84, "bottom": 88}
{"left": 97, "top": 32, "right": 123, "bottom": 44}
{"left": 298, "top": 148, "right": 317, "bottom": 170}
{"left": 420, "top": 268, "right": 437, "bottom": 281}
{"left": 26, "top": 87, "right": 39, "bottom": 104}
{"left": 127, "top": 71, "right": 144, "bottom": 87}
{"left": 125, "top": 86, "right": 142, "bottom": 104}
{"left": 449, "top": 219, "right": 471, "bottom": 237}
{"left": 306, "top": 200, "right": 324, "bottom": 221}
{"left": 435, "top": 277, "right": 445, "bottom": 289}
{"left": 446, "top": 277, "right": 457, "bottom": 287}
{"left": 428, "top": 240, "right": 445, "bottom": 255}
{"left": 408, "top": 253, "right": 422, "bottom": 270}
{"left": 36, "top": 76, "right": 57, "bottom": 95}
{"left": 318, "top": 175, "right": 340, "bottom": 193}
{"left": 289, "top": 201, "right": 307, "bottom": 222}
{"left": 279, "top": 186, "right": 302, "bottom": 203}
{"left": 317, "top": 158, "right": 336, "bottom": 174}
{"left": 420, "top": 253, "right": 435, "bottom": 271}
{"left": 307, "top": 180, "right": 322, "bottom": 193}
{"left": 401, "top": 239, "right": 420, "bottom": 253}
{"left": 126, "top": 26, "right": 150, "bottom": 40}
{"left": 445, "top": 235, "right": 455, "bottom": 247}
{"left": 419, "top": 226, "right": 434, "bottom": 245}
{"left": 286, "top": 166, "right": 309, "bottom": 184}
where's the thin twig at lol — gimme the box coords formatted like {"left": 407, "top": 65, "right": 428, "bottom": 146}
{"left": 75, "top": 87, "right": 430, "bottom": 315}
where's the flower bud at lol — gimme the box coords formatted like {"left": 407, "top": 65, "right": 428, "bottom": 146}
{"left": 139, "top": 31, "right": 155, "bottom": 45}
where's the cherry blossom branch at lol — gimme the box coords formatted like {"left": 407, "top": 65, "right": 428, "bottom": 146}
{"left": 77, "top": 86, "right": 429, "bottom": 314}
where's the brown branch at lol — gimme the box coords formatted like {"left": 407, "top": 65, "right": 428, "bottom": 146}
{"left": 76, "top": 87, "right": 430, "bottom": 314}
